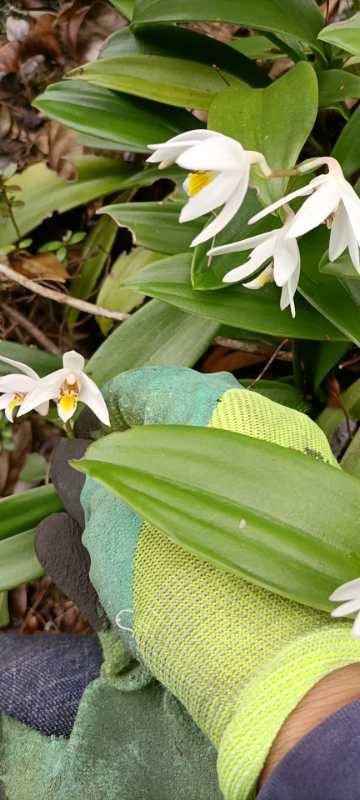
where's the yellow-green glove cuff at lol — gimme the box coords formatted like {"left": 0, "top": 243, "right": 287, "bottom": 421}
{"left": 218, "top": 622, "right": 360, "bottom": 800}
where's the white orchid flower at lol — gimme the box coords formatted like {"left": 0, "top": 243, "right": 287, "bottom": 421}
{"left": 0, "top": 355, "right": 48, "bottom": 423}
{"left": 249, "top": 157, "right": 360, "bottom": 272}
{"left": 330, "top": 577, "right": 360, "bottom": 639}
{"left": 208, "top": 209, "right": 301, "bottom": 317}
{"left": 147, "top": 129, "right": 271, "bottom": 247}
{"left": 18, "top": 350, "right": 110, "bottom": 426}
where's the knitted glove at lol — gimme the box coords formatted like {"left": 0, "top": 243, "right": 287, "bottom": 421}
{"left": 77, "top": 366, "right": 360, "bottom": 800}
{"left": 0, "top": 437, "right": 221, "bottom": 800}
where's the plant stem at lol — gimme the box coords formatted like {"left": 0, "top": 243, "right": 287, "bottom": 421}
{"left": 0, "top": 177, "right": 21, "bottom": 241}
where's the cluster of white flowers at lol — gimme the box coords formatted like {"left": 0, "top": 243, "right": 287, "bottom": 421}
{"left": 148, "top": 131, "right": 360, "bottom": 316}
{"left": 0, "top": 350, "right": 110, "bottom": 426}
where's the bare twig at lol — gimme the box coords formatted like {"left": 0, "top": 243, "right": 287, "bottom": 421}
{"left": 214, "top": 336, "right": 293, "bottom": 363}
{"left": 248, "top": 338, "right": 290, "bottom": 387}
{"left": 0, "top": 260, "right": 130, "bottom": 322}
{"left": 3, "top": 302, "right": 61, "bottom": 356}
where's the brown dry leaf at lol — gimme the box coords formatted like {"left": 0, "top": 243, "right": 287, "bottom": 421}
{"left": 0, "top": 452, "right": 10, "bottom": 495}
{"left": 12, "top": 252, "right": 70, "bottom": 283}
{"left": 19, "top": 13, "right": 63, "bottom": 65}
{"left": 201, "top": 345, "right": 265, "bottom": 373}
{"left": 184, "top": 21, "right": 240, "bottom": 43}
{"left": 35, "top": 120, "right": 83, "bottom": 179}
{"left": 57, "top": 0, "right": 126, "bottom": 63}
{"left": 0, "top": 41, "right": 21, "bottom": 73}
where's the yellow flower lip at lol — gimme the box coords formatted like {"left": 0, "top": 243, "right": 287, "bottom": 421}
{"left": 186, "top": 171, "right": 216, "bottom": 197}
{"left": 7, "top": 392, "right": 25, "bottom": 416}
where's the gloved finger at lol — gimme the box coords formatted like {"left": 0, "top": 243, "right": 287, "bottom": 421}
{"left": 51, "top": 438, "right": 91, "bottom": 528}
{"left": 35, "top": 511, "right": 108, "bottom": 631}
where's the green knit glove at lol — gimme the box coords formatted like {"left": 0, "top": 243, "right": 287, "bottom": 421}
{"left": 79, "top": 367, "right": 360, "bottom": 800}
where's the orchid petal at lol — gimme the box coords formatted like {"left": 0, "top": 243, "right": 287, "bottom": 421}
{"left": 0, "top": 393, "right": 13, "bottom": 411}
{"left": 63, "top": 351, "right": 85, "bottom": 373}
{"left": 243, "top": 265, "right": 274, "bottom": 290}
{"left": 191, "top": 172, "right": 250, "bottom": 247}
{"left": 280, "top": 262, "right": 300, "bottom": 318}
{"left": 0, "top": 375, "right": 36, "bottom": 393}
{"left": 329, "top": 578, "right": 360, "bottom": 602}
{"left": 17, "top": 379, "right": 62, "bottom": 417}
{"left": 352, "top": 612, "right": 360, "bottom": 639}
{"left": 148, "top": 129, "right": 216, "bottom": 152}
{"left": 341, "top": 182, "right": 360, "bottom": 246}
{"left": 273, "top": 236, "right": 300, "bottom": 287}
{"left": 249, "top": 182, "right": 317, "bottom": 225}
{"left": 177, "top": 135, "right": 245, "bottom": 172}
{"left": 223, "top": 238, "right": 275, "bottom": 283}
{"left": 286, "top": 181, "right": 340, "bottom": 239}
{"left": 331, "top": 597, "right": 360, "bottom": 617}
{"left": 208, "top": 230, "right": 275, "bottom": 257}
{"left": 35, "top": 401, "right": 50, "bottom": 417}
{"left": 0, "top": 355, "right": 38, "bottom": 380}
{"left": 329, "top": 202, "right": 350, "bottom": 262}
{"left": 180, "top": 172, "right": 240, "bottom": 222}
{"left": 79, "top": 374, "right": 110, "bottom": 426}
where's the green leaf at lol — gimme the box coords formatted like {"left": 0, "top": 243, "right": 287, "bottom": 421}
{"left": 109, "top": 0, "right": 136, "bottom": 18}
{"left": 0, "top": 529, "right": 44, "bottom": 591}
{"left": 0, "top": 342, "right": 61, "bottom": 377}
{"left": 132, "top": 0, "right": 325, "bottom": 53}
{"left": 318, "top": 69, "right": 360, "bottom": 107}
{"left": 96, "top": 248, "right": 163, "bottom": 334}
{"left": 75, "top": 423, "right": 360, "bottom": 611}
{"left": 311, "top": 341, "right": 350, "bottom": 391}
{"left": 68, "top": 215, "right": 118, "bottom": 327}
{"left": 20, "top": 454, "right": 47, "bottom": 483}
{"left": 86, "top": 298, "right": 219, "bottom": 385}
{"left": 318, "top": 12, "right": 360, "bottom": 56}
{"left": 0, "top": 158, "right": 136, "bottom": 247}
{"left": 341, "top": 427, "right": 360, "bottom": 479}
{"left": 231, "top": 34, "right": 282, "bottom": 60}
{"left": 317, "top": 378, "right": 360, "bottom": 439}
{"left": 208, "top": 62, "right": 318, "bottom": 204}
{"left": 35, "top": 81, "right": 197, "bottom": 154}
{"left": 124, "top": 252, "right": 346, "bottom": 340}
{"left": 0, "top": 484, "right": 63, "bottom": 542}
{"left": 298, "top": 228, "right": 360, "bottom": 347}
{"left": 100, "top": 201, "right": 201, "bottom": 254}
{"left": 320, "top": 251, "right": 360, "bottom": 280}
{"left": 70, "top": 55, "right": 244, "bottom": 110}
{"left": 332, "top": 104, "right": 360, "bottom": 177}
{"left": 101, "top": 25, "right": 268, "bottom": 86}
{"left": 241, "top": 379, "right": 311, "bottom": 412}
{"left": 0, "top": 592, "right": 9, "bottom": 628}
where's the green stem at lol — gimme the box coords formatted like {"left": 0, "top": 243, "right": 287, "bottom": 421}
{"left": 0, "top": 177, "right": 21, "bottom": 242}
{"left": 64, "top": 421, "right": 75, "bottom": 440}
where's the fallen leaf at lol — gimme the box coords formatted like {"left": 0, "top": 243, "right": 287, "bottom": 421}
{"left": 0, "top": 41, "right": 21, "bottom": 73}
{"left": 11, "top": 252, "right": 70, "bottom": 282}
{"left": 19, "top": 13, "right": 63, "bottom": 65}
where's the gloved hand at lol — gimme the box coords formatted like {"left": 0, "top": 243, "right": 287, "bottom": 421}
{"left": 67, "top": 366, "right": 360, "bottom": 800}
{"left": 0, "top": 433, "right": 222, "bottom": 799}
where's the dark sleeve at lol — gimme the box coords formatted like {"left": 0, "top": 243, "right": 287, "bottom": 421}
{"left": 258, "top": 697, "right": 360, "bottom": 800}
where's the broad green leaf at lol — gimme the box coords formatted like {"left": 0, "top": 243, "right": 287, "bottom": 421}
{"left": 318, "top": 12, "right": 360, "bottom": 56}
{"left": 96, "top": 248, "right": 163, "bottom": 334}
{"left": 319, "top": 69, "right": 360, "bottom": 107}
{"left": 120, "top": 163, "right": 183, "bottom": 189}
{"left": 0, "top": 158, "right": 136, "bottom": 247}
{"left": 70, "top": 55, "right": 244, "bottom": 110}
{"left": 124, "top": 252, "right": 346, "bottom": 340}
{"left": 231, "top": 34, "right": 282, "bottom": 60}
{"left": 0, "top": 342, "right": 60, "bottom": 376}
{"left": 241, "top": 379, "right": 311, "bottom": 412}
{"left": 109, "top": 0, "right": 136, "bottom": 18}
{"left": 208, "top": 62, "right": 318, "bottom": 204}
{"left": 332, "top": 104, "right": 360, "bottom": 177}
{"left": 0, "top": 529, "right": 44, "bottom": 591}
{"left": 0, "top": 593, "right": 9, "bottom": 628}
{"left": 86, "top": 299, "right": 219, "bottom": 385}
{"left": 68, "top": 215, "right": 118, "bottom": 327}
{"left": 312, "top": 341, "right": 350, "bottom": 391}
{"left": 341, "top": 427, "right": 360, "bottom": 479}
{"left": 320, "top": 252, "right": 360, "bottom": 280}
{"left": 35, "top": 81, "right": 197, "bottom": 153}
{"left": 0, "top": 484, "right": 63, "bottom": 542}
{"left": 132, "top": 0, "right": 325, "bottom": 53}
{"left": 101, "top": 25, "right": 268, "bottom": 86}
{"left": 76, "top": 424, "right": 360, "bottom": 611}
{"left": 100, "top": 201, "right": 201, "bottom": 254}
{"left": 298, "top": 228, "right": 360, "bottom": 346}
